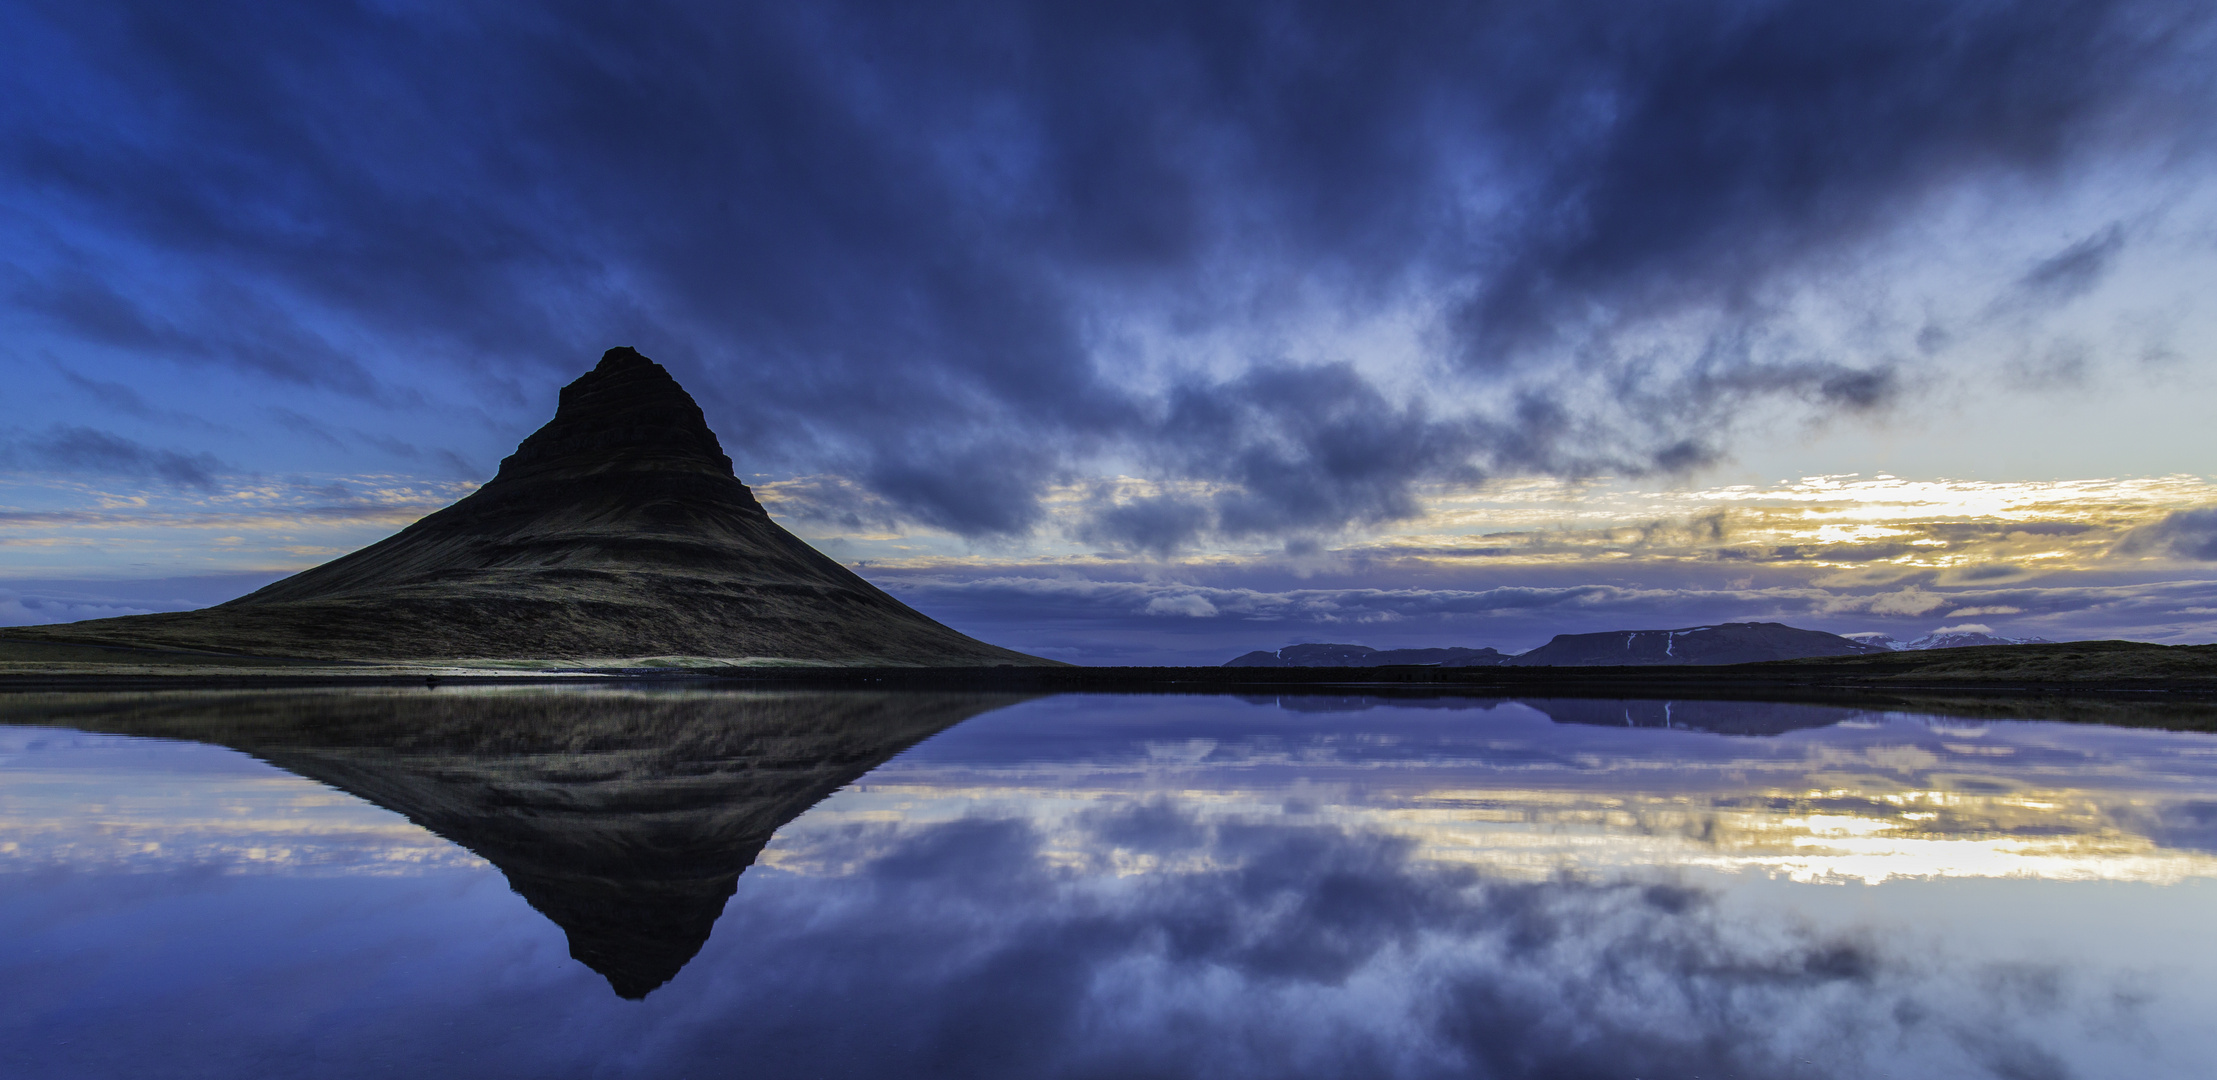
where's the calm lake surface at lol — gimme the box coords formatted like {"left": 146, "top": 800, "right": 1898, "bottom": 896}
{"left": 5, "top": 688, "right": 2217, "bottom": 1079}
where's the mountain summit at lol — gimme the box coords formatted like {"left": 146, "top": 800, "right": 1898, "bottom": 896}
{"left": 5, "top": 347, "right": 1050, "bottom": 666}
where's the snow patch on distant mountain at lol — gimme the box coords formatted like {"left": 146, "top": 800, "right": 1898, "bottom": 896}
{"left": 1841, "top": 632, "right": 1902, "bottom": 649}
{"left": 1843, "top": 626, "right": 2055, "bottom": 651}
{"left": 1907, "top": 630, "right": 2055, "bottom": 650}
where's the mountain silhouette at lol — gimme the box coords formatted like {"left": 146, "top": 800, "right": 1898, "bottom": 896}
{"left": 1507, "top": 622, "right": 1887, "bottom": 666}
{"left": 1, "top": 347, "right": 1049, "bottom": 666}
{"left": 9, "top": 688, "right": 1022, "bottom": 998}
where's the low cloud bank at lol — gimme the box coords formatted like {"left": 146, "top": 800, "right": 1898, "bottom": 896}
{"left": 0, "top": 427, "right": 226, "bottom": 490}
{"left": 870, "top": 569, "right": 2217, "bottom": 663}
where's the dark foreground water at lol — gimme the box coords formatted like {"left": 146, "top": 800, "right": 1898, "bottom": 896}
{"left": 5, "top": 689, "right": 2217, "bottom": 1079}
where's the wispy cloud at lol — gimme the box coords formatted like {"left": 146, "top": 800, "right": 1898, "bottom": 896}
{"left": 0, "top": 426, "right": 226, "bottom": 489}
{"left": 3, "top": 0, "right": 2211, "bottom": 539}
{"left": 0, "top": 471, "right": 475, "bottom": 590}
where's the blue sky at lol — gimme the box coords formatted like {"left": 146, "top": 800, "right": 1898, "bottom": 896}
{"left": 3, "top": 0, "right": 2216, "bottom": 662}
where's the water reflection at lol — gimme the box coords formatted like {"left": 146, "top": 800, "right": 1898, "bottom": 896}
{"left": 5, "top": 690, "right": 2217, "bottom": 1078}
{"left": 898, "top": 694, "right": 2217, "bottom": 885}
{"left": 2, "top": 689, "right": 1020, "bottom": 997}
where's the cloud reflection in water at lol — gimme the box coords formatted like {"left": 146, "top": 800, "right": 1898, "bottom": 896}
{"left": 729, "top": 695, "right": 2217, "bottom": 1078}
{"left": 711, "top": 804, "right": 2159, "bottom": 1079}
{"left": 5, "top": 691, "right": 2217, "bottom": 1078}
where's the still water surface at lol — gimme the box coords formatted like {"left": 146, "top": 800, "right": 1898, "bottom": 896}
{"left": 5, "top": 689, "right": 2217, "bottom": 1078}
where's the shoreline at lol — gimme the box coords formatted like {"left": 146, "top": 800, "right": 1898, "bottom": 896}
{"left": 3, "top": 639, "right": 2213, "bottom": 703}
{"left": 4, "top": 660, "right": 2215, "bottom": 698}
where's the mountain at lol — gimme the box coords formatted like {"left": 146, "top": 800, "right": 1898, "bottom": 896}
{"left": 0, "top": 348, "right": 1050, "bottom": 667}
{"left": 1225, "top": 643, "right": 1509, "bottom": 667}
{"left": 1506, "top": 622, "right": 1889, "bottom": 666}
{"left": 4, "top": 688, "right": 1025, "bottom": 998}
{"left": 1840, "top": 632, "right": 1904, "bottom": 650}
{"left": 1907, "top": 630, "right": 2054, "bottom": 650}
{"left": 1844, "top": 629, "right": 2056, "bottom": 651}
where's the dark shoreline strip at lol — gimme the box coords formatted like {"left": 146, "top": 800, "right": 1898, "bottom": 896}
{"left": 4, "top": 662, "right": 2214, "bottom": 695}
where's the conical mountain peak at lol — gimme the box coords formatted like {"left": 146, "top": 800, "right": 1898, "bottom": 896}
{"left": 497, "top": 346, "right": 735, "bottom": 482}
{"left": 1, "top": 347, "right": 1056, "bottom": 666}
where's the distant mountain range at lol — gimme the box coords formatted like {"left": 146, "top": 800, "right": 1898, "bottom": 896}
{"left": 1505, "top": 622, "right": 1891, "bottom": 666}
{"left": 1227, "top": 622, "right": 1893, "bottom": 667}
{"left": 1844, "top": 630, "right": 2054, "bottom": 651}
{"left": 1226, "top": 644, "right": 1509, "bottom": 668}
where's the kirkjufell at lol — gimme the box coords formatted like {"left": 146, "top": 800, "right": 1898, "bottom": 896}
{"left": 0, "top": 348, "right": 1052, "bottom": 667}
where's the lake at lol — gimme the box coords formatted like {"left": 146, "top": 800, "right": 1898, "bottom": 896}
{"left": 4, "top": 687, "right": 2217, "bottom": 1078}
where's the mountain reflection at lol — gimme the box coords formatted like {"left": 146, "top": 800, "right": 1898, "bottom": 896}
{"left": 10, "top": 690, "right": 2217, "bottom": 1077}
{"left": 5, "top": 688, "right": 1023, "bottom": 998}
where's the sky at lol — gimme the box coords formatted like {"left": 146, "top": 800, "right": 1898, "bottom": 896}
{"left": 2, "top": 0, "right": 2215, "bottom": 663}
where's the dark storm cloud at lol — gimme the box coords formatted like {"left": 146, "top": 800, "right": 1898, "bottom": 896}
{"left": 2119, "top": 507, "right": 2217, "bottom": 561}
{"left": 2, "top": 0, "right": 2208, "bottom": 539}
{"left": 0, "top": 425, "right": 226, "bottom": 488}
{"left": 1450, "top": 6, "right": 2179, "bottom": 361}
{"left": 11, "top": 266, "right": 387, "bottom": 397}
{"left": 1079, "top": 355, "right": 1905, "bottom": 553}
{"left": 1084, "top": 363, "right": 1499, "bottom": 552}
